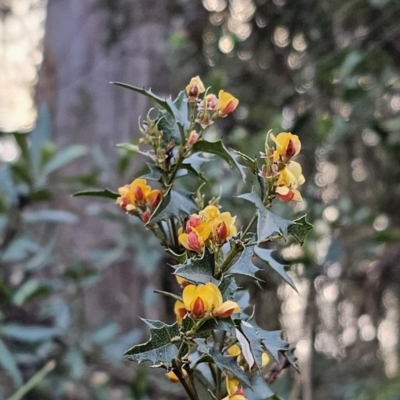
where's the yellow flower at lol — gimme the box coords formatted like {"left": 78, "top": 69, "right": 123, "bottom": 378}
{"left": 271, "top": 132, "right": 301, "bottom": 162}
{"left": 178, "top": 223, "right": 212, "bottom": 252}
{"left": 176, "top": 275, "right": 189, "bottom": 288}
{"left": 227, "top": 344, "right": 270, "bottom": 368}
{"left": 199, "top": 204, "right": 220, "bottom": 222}
{"left": 222, "top": 377, "right": 247, "bottom": 400}
{"left": 186, "top": 76, "right": 205, "bottom": 99}
{"left": 212, "top": 212, "right": 237, "bottom": 245}
{"left": 215, "top": 90, "right": 239, "bottom": 117}
{"left": 174, "top": 300, "right": 187, "bottom": 324}
{"left": 165, "top": 369, "right": 187, "bottom": 382}
{"left": 116, "top": 178, "right": 152, "bottom": 211}
{"left": 182, "top": 282, "right": 240, "bottom": 319}
{"left": 275, "top": 161, "right": 305, "bottom": 202}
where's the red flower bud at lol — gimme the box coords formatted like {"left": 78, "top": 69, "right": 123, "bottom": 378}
{"left": 141, "top": 210, "right": 151, "bottom": 223}
{"left": 192, "top": 297, "right": 205, "bottom": 318}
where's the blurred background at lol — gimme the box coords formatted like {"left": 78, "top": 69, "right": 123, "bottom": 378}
{"left": 1, "top": 0, "right": 400, "bottom": 399}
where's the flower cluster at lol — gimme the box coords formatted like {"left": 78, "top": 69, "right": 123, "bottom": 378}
{"left": 261, "top": 132, "right": 305, "bottom": 202}
{"left": 223, "top": 376, "right": 247, "bottom": 400}
{"left": 174, "top": 282, "right": 240, "bottom": 323}
{"left": 186, "top": 76, "right": 239, "bottom": 128}
{"left": 178, "top": 205, "right": 237, "bottom": 253}
{"left": 116, "top": 178, "right": 162, "bottom": 222}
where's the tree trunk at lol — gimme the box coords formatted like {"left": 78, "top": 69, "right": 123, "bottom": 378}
{"left": 36, "top": 0, "right": 171, "bottom": 330}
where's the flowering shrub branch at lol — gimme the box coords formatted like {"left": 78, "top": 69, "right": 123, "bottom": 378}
{"left": 74, "top": 76, "right": 313, "bottom": 400}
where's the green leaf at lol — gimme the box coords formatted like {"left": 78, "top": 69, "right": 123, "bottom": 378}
{"left": 141, "top": 163, "right": 163, "bottom": 181}
{"left": 124, "top": 321, "right": 181, "bottom": 367}
{"left": 12, "top": 279, "right": 44, "bottom": 306}
{"left": 0, "top": 338, "right": 23, "bottom": 388}
{"left": 239, "top": 321, "right": 265, "bottom": 370}
{"left": 72, "top": 188, "right": 119, "bottom": 199}
{"left": 288, "top": 215, "right": 313, "bottom": 245}
{"left": 247, "top": 375, "right": 276, "bottom": 400}
{"left": 239, "top": 190, "right": 292, "bottom": 241}
{"left": 149, "top": 188, "right": 198, "bottom": 224}
{"left": 165, "top": 248, "right": 187, "bottom": 263}
{"left": 218, "top": 274, "right": 238, "bottom": 301}
{"left": 42, "top": 145, "right": 87, "bottom": 177}
{"left": 209, "top": 349, "right": 251, "bottom": 386}
{"left": 254, "top": 246, "right": 297, "bottom": 292}
{"left": 111, "top": 82, "right": 176, "bottom": 115}
{"left": 283, "top": 349, "right": 300, "bottom": 372}
{"left": 256, "top": 329, "right": 289, "bottom": 361}
{"left": 154, "top": 289, "right": 182, "bottom": 302}
{"left": 116, "top": 143, "right": 154, "bottom": 159}
{"left": 191, "top": 140, "right": 246, "bottom": 181}
{"left": 174, "top": 248, "right": 218, "bottom": 285}
{"left": 228, "top": 246, "right": 260, "bottom": 280}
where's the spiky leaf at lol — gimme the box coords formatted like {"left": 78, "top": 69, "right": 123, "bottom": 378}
{"left": 288, "top": 215, "right": 313, "bottom": 245}
{"left": 247, "top": 375, "right": 276, "bottom": 400}
{"left": 228, "top": 246, "right": 260, "bottom": 280}
{"left": 149, "top": 188, "right": 198, "bottom": 224}
{"left": 254, "top": 247, "right": 297, "bottom": 291}
{"left": 174, "top": 248, "right": 217, "bottom": 284}
{"left": 191, "top": 140, "right": 246, "bottom": 181}
{"left": 239, "top": 190, "right": 292, "bottom": 241}
{"left": 124, "top": 321, "right": 181, "bottom": 367}
{"left": 257, "top": 329, "right": 289, "bottom": 361}
{"left": 72, "top": 188, "right": 119, "bottom": 199}
{"left": 239, "top": 321, "right": 264, "bottom": 370}
{"left": 218, "top": 274, "right": 238, "bottom": 301}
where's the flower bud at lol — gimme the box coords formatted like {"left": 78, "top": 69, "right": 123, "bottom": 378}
{"left": 187, "top": 130, "right": 199, "bottom": 146}
{"left": 141, "top": 210, "right": 151, "bottom": 224}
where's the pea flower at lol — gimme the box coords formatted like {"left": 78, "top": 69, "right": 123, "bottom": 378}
{"left": 271, "top": 132, "right": 301, "bottom": 162}
{"left": 117, "top": 178, "right": 151, "bottom": 211}
{"left": 186, "top": 76, "right": 205, "bottom": 102}
{"left": 212, "top": 212, "right": 237, "bottom": 245}
{"left": 275, "top": 161, "right": 305, "bottom": 202}
{"left": 182, "top": 282, "right": 240, "bottom": 319}
{"left": 227, "top": 344, "right": 270, "bottom": 368}
{"left": 178, "top": 223, "right": 211, "bottom": 252}
{"left": 222, "top": 376, "right": 247, "bottom": 400}
{"left": 215, "top": 90, "right": 239, "bottom": 117}
{"left": 165, "top": 368, "right": 187, "bottom": 382}
{"left": 199, "top": 204, "right": 220, "bottom": 222}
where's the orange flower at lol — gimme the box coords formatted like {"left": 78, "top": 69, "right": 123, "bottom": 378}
{"left": 275, "top": 161, "right": 305, "bottom": 202}
{"left": 271, "top": 132, "right": 301, "bottom": 162}
{"left": 116, "top": 178, "right": 152, "bottom": 211}
{"left": 178, "top": 223, "right": 211, "bottom": 252}
{"left": 215, "top": 90, "right": 239, "bottom": 117}
{"left": 182, "top": 282, "right": 240, "bottom": 319}
{"left": 212, "top": 212, "right": 237, "bottom": 245}
{"left": 186, "top": 76, "right": 205, "bottom": 100}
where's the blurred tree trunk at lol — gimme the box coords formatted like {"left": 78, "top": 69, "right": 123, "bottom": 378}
{"left": 36, "top": 0, "right": 170, "bottom": 330}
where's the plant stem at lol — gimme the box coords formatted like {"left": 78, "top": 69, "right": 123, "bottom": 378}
{"left": 215, "top": 365, "right": 222, "bottom": 400}
{"left": 172, "top": 359, "right": 198, "bottom": 400}
{"left": 7, "top": 360, "right": 56, "bottom": 400}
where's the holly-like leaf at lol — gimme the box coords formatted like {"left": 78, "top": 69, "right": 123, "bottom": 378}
{"left": 174, "top": 248, "right": 217, "bottom": 284}
{"left": 149, "top": 188, "right": 198, "bottom": 224}
{"left": 154, "top": 290, "right": 182, "bottom": 302}
{"left": 111, "top": 82, "right": 177, "bottom": 116}
{"left": 165, "top": 248, "right": 187, "bottom": 263}
{"left": 256, "top": 329, "right": 289, "bottom": 362}
{"left": 116, "top": 143, "right": 155, "bottom": 164}
{"left": 141, "top": 163, "right": 163, "bottom": 181}
{"left": 73, "top": 188, "right": 119, "bottom": 199}
{"left": 283, "top": 349, "right": 300, "bottom": 372}
{"left": 247, "top": 375, "right": 276, "bottom": 400}
{"left": 218, "top": 274, "right": 238, "bottom": 301}
{"left": 228, "top": 246, "right": 260, "bottom": 280}
{"left": 288, "top": 215, "right": 313, "bottom": 245}
{"left": 157, "top": 108, "right": 182, "bottom": 146}
{"left": 124, "top": 321, "right": 181, "bottom": 367}
{"left": 209, "top": 349, "right": 251, "bottom": 386}
{"left": 239, "top": 321, "right": 264, "bottom": 370}
{"left": 254, "top": 246, "right": 297, "bottom": 292}
{"left": 238, "top": 190, "right": 292, "bottom": 241}
{"left": 191, "top": 140, "right": 246, "bottom": 181}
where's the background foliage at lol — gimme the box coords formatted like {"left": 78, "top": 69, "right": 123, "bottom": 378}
{"left": 1, "top": 0, "right": 400, "bottom": 399}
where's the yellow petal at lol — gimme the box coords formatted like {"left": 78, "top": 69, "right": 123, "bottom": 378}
{"left": 182, "top": 285, "right": 196, "bottom": 311}
{"left": 186, "top": 76, "right": 205, "bottom": 96}
{"left": 213, "top": 300, "right": 240, "bottom": 318}
{"left": 227, "top": 344, "right": 241, "bottom": 357}
{"left": 200, "top": 205, "right": 220, "bottom": 221}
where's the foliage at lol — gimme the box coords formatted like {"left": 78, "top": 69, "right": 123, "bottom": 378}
{"left": 76, "top": 78, "right": 313, "bottom": 400}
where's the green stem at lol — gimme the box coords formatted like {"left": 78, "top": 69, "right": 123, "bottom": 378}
{"left": 7, "top": 360, "right": 56, "bottom": 400}
{"left": 167, "top": 147, "right": 185, "bottom": 185}
{"left": 172, "top": 359, "right": 198, "bottom": 400}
